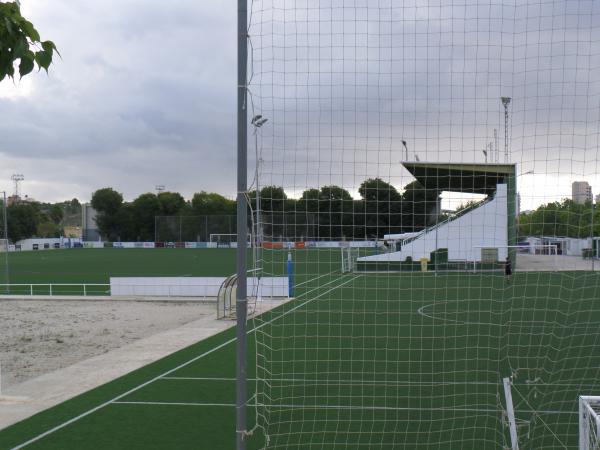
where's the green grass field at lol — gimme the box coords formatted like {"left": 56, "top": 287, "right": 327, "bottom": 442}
{"left": 1, "top": 249, "right": 237, "bottom": 284}
{"left": 1, "top": 249, "right": 600, "bottom": 449}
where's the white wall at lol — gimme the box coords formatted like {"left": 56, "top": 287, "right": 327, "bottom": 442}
{"left": 110, "top": 276, "right": 289, "bottom": 298}
{"left": 15, "top": 237, "right": 83, "bottom": 251}
{"left": 564, "top": 238, "right": 591, "bottom": 256}
{"left": 360, "top": 184, "right": 508, "bottom": 263}
{"left": 523, "top": 236, "right": 592, "bottom": 256}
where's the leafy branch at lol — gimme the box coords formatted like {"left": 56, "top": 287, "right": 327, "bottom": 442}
{"left": 0, "top": 1, "right": 58, "bottom": 82}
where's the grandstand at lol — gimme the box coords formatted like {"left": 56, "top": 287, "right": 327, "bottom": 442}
{"left": 358, "top": 162, "right": 516, "bottom": 271}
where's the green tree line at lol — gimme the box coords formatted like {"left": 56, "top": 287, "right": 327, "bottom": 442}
{"left": 0, "top": 198, "right": 80, "bottom": 242}
{"left": 4, "top": 185, "right": 597, "bottom": 244}
{"left": 90, "top": 179, "right": 439, "bottom": 242}
{"left": 519, "top": 199, "right": 600, "bottom": 239}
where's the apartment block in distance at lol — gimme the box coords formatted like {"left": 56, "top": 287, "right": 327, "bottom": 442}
{"left": 572, "top": 181, "right": 592, "bottom": 204}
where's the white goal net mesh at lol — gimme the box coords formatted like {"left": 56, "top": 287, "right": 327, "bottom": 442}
{"left": 580, "top": 397, "right": 600, "bottom": 450}
{"left": 244, "top": 1, "right": 600, "bottom": 449}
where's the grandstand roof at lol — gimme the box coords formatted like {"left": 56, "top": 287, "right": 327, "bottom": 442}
{"left": 402, "top": 162, "right": 516, "bottom": 195}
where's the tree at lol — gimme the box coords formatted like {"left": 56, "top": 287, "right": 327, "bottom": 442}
{"left": 519, "top": 199, "right": 600, "bottom": 239}
{"left": 259, "top": 186, "right": 287, "bottom": 214}
{"left": 157, "top": 192, "right": 186, "bottom": 216}
{"left": 91, "top": 188, "right": 123, "bottom": 215}
{"left": 91, "top": 188, "right": 124, "bottom": 240}
{"left": 318, "top": 185, "right": 353, "bottom": 239}
{"left": 359, "top": 178, "right": 403, "bottom": 238}
{"left": 48, "top": 204, "right": 63, "bottom": 224}
{"left": 298, "top": 188, "right": 320, "bottom": 213}
{"left": 132, "top": 193, "right": 161, "bottom": 241}
{"left": 0, "top": 1, "right": 58, "bottom": 82}
{"left": 191, "top": 191, "right": 235, "bottom": 216}
{"left": 400, "top": 181, "right": 439, "bottom": 232}
{"left": 6, "top": 202, "right": 38, "bottom": 241}
{"left": 114, "top": 204, "right": 136, "bottom": 241}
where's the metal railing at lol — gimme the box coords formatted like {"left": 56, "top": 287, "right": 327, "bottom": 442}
{"left": 0, "top": 283, "right": 110, "bottom": 296}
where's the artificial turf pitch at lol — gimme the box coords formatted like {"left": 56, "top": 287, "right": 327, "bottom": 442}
{"left": 1, "top": 248, "right": 238, "bottom": 284}
{"left": 0, "top": 250, "right": 599, "bottom": 448}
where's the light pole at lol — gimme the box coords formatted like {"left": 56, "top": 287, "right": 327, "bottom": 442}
{"left": 483, "top": 148, "right": 488, "bottom": 163}
{"left": 501, "top": 97, "right": 511, "bottom": 163}
{"left": 494, "top": 129, "right": 499, "bottom": 162}
{"left": 236, "top": 0, "right": 249, "bottom": 445}
{"left": 592, "top": 196, "right": 595, "bottom": 270}
{"left": 1, "top": 191, "right": 8, "bottom": 293}
{"left": 11, "top": 174, "right": 24, "bottom": 199}
{"left": 402, "top": 140, "right": 408, "bottom": 161}
{"left": 252, "top": 114, "right": 268, "bottom": 251}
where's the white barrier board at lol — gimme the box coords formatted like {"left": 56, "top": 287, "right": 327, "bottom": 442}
{"left": 110, "top": 277, "right": 289, "bottom": 298}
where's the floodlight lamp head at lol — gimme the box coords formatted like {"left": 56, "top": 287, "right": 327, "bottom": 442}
{"left": 251, "top": 115, "right": 263, "bottom": 125}
{"left": 402, "top": 140, "right": 407, "bottom": 148}
{"left": 501, "top": 96, "right": 511, "bottom": 107}
{"left": 483, "top": 150, "right": 488, "bottom": 156}
{"left": 255, "top": 118, "right": 268, "bottom": 127}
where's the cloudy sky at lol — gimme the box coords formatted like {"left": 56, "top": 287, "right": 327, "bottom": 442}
{"left": 0, "top": 0, "right": 236, "bottom": 203}
{"left": 1, "top": 0, "right": 599, "bottom": 211}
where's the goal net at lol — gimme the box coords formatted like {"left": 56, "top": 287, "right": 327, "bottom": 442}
{"left": 340, "top": 247, "right": 360, "bottom": 273}
{"left": 580, "top": 397, "right": 600, "bottom": 450}
{"left": 242, "top": 0, "right": 600, "bottom": 448}
{"left": 154, "top": 215, "right": 236, "bottom": 242}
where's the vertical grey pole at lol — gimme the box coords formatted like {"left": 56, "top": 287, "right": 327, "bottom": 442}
{"left": 2, "top": 192, "right": 8, "bottom": 292}
{"left": 236, "top": 0, "right": 248, "bottom": 447}
{"left": 503, "top": 377, "right": 519, "bottom": 450}
{"left": 592, "top": 199, "right": 595, "bottom": 271}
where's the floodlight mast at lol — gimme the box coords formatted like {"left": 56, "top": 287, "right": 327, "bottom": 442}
{"left": 236, "top": 0, "right": 249, "bottom": 447}
{"left": 11, "top": 174, "right": 24, "bottom": 199}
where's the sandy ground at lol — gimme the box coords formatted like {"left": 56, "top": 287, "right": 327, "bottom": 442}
{"left": 0, "top": 299, "right": 213, "bottom": 389}
{"left": 0, "top": 297, "right": 285, "bottom": 432}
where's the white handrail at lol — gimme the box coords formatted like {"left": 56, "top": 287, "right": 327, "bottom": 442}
{"left": 0, "top": 283, "right": 110, "bottom": 297}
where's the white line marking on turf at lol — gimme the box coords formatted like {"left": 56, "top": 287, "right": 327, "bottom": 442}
{"left": 294, "top": 268, "right": 342, "bottom": 288}
{"left": 160, "top": 376, "right": 600, "bottom": 389}
{"left": 9, "top": 338, "right": 235, "bottom": 450}
{"left": 114, "top": 401, "right": 237, "bottom": 407}
{"left": 10, "top": 274, "right": 360, "bottom": 450}
{"left": 160, "top": 377, "right": 503, "bottom": 386}
{"left": 111, "top": 401, "right": 575, "bottom": 415}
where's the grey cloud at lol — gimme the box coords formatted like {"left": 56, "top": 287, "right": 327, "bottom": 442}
{"left": 1, "top": 0, "right": 599, "bottom": 209}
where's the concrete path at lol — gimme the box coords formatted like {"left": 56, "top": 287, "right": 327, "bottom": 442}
{"left": 516, "top": 254, "right": 600, "bottom": 272}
